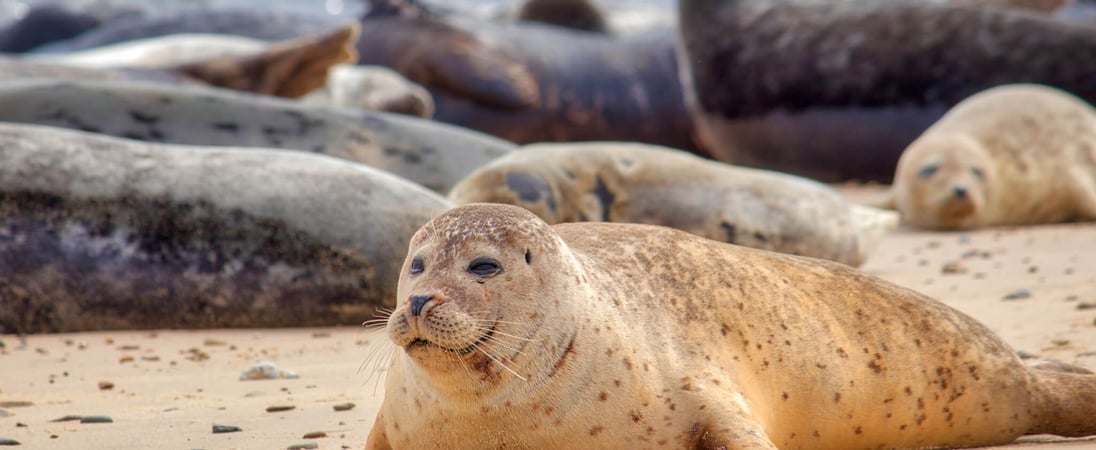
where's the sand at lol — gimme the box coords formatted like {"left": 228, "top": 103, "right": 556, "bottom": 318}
{"left": 1, "top": 185, "right": 1095, "bottom": 449}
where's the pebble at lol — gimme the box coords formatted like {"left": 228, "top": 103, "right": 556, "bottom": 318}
{"left": 302, "top": 431, "right": 327, "bottom": 439}
{"left": 239, "top": 361, "right": 299, "bottom": 381}
{"left": 203, "top": 338, "right": 227, "bottom": 347}
{"left": 332, "top": 403, "right": 355, "bottom": 412}
{"left": 1002, "top": 289, "right": 1031, "bottom": 301}
{"left": 311, "top": 332, "right": 331, "bottom": 338}
{"left": 287, "top": 443, "right": 318, "bottom": 450}
{"left": 1077, "top": 302, "right": 1096, "bottom": 311}
{"left": 212, "top": 424, "right": 242, "bottom": 434}
{"left": 0, "top": 410, "right": 8, "bottom": 418}
{"left": 0, "top": 438, "right": 19, "bottom": 446}
{"left": 940, "top": 261, "right": 967, "bottom": 275}
{"left": 266, "top": 405, "right": 296, "bottom": 413}
{"left": 118, "top": 345, "right": 140, "bottom": 351}
{"left": 0, "top": 401, "right": 31, "bottom": 408}
{"left": 119, "top": 355, "right": 134, "bottom": 363}
{"left": 14, "top": 424, "right": 24, "bottom": 428}
{"left": 80, "top": 416, "right": 113, "bottom": 424}
{"left": 50, "top": 415, "right": 83, "bottom": 422}
{"left": 98, "top": 381, "right": 115, "bottom": 390}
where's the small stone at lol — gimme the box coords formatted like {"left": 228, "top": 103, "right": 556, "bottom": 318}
{"left": 141, "top": 356, "right": 161, "bottom": 362}
{"left": 64, "top": 339, "right": 74, "bottom": 346}
{"left": 239, "top": 361, "right": 298, "bottom": 381}
{"left": 1077, "top": 302, "right": 1096, "bottom": 311}
{"left": 1027, "top": 266, "right": 1038, "bottom": 274}
{"left": 243, "top": 391, "right": 264, "bottom": 398}
{"left": 203, "top": 338, "right": 227, "bottom": 347}
{"left": 118, "top": 345, "right": 139, "bottom": 351}
{"left": 14, "top": 423, "right": 24, "bottom": 428}
{"left": 332, "top": 403, "right": 355, "bottom": 412}
{"left": 1002, "top": 290, "right": 1031, "bottom": 301}
{"left": 0, "top": 410, "right": 8, "bottom": 418}
{"left": 266, "top": 405, "right": 295, "bottom": 413}
{"left": 1064, "top": 295, "right": 1079, "bottom": 302}
{"left": 212, "top": 424, "right": 242, "bottom": 434}
{"left": 98, "top": 381, "right": 114, "bottom": 390}
{"left": 311, "top": 332, "right": 331, "bottom": 338}
{"left": 287, "top": 443, "right": 318, "bottom": 450}
{"left": 119, "top": 355, "right": 134, "bottom": 363}
{"left": 50, "top": 415, "right": 82, "bottom": 422}
{"left": 940, "top": 261, "right": 967, "bottom": 275}
{"left": 79, "top": 416, "right": 113, "bottom": 424}
{"left": 0, "top": 438, "right": 20, "bottom": 446}
{"left": 1051, "top": 339, "right": 1071, "bottom": 347}
{"left": 302, "top": 431, "right": 327, "bottom": 439}
{"left": 0, "top": 401, "right": 32, "bottom": 408}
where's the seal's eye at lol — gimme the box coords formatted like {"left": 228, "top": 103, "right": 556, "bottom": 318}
{"left": 468, "top": 257, "right": 501, "bottom": 276}
{"left": 917, "top": 164, "right": 938, "bottom": 179}
{"left": 970, "top": 166, "right": 985, "bottom": 181}
{"left": 410, "top": 256, "right": 424, "bottom": 275}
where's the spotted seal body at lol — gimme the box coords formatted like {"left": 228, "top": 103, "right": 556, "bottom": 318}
{"left": 0, "top": 79, "right": 511, "bottom": 193}
{"left": 886, "top": 84, "right": 1096, "bottom": 229}
{"left": 0, "top": 122, "right": 451, "bottom": 333}
{"left": 678, "top": 0, "right": 1096, "bottom": 182}
{"left": 447, "top": 142, "right": 897, "bottom": 266}
{"left": 367, "top": 203, "right": 1096, "bottom": 449}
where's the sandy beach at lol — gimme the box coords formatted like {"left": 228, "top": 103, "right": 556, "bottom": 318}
{"left": 2, "top": 185, "right": 1095, "bottom": 449}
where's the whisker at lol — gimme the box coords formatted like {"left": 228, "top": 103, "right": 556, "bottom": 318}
{"left": 467, "top": 325, "right": 543, "bottom": 343}
{"left": 475, "top": 345, "right": 527, "bottom": 381}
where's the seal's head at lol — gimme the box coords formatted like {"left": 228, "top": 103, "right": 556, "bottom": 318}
{"left": 893, "top": 133, "right": 994, "bottom": 230}
{"left": 386, "top": 203, "right": 583, "bottom": 398}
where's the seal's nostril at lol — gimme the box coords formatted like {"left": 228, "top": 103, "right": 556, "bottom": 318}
{"left": 953, "top": 186, "right": 967, "bottom": 199}
{"left": 409, "top": 294, "right": 434, "bottom": 316}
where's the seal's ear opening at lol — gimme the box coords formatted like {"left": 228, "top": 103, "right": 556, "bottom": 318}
{"left": 524, "top": 249, "right": 532, "bottom": 264}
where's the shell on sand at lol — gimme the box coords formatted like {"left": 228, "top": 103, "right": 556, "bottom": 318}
{"left": 0, "top": 79, "right": 512, "bottom": 193}
{"left": 0, "top": 122, "right": 452, "bottom": 333}
{"left": 448, "top": 142, "right": 897, "bottom": 266}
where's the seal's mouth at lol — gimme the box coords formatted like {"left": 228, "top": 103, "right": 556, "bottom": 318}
{"left": 406, "top": 326, "right": 496, "bottom": 356}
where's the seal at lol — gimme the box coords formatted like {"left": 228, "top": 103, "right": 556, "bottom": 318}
{"left": 678, "top": 0, "right": 1096, "bottom": 182}
{"left": 358, "top": 2, "right": 705, "bottom": 155}
{"left": 447, "top": 142, "right": 897, "bottom": 266}
{"left": 883, "top": 84, "right": 1096, "bottom": 230}
{"left": 516, "top": 0, "right": 610, "bottom": 34}
{"left": 0, "top": 122, "right": 451, "bottom": 334}
{"left": 0, "top": 2, "right": 142, "bottom": 53}
{"left": 0, "top": 78, "right": 510, "bottom": 193}
{"left": 302, "top": 64, "right": 435, "bottom": 118}
{"left": 0, "top": 22, "right": 360, "bottom": 99}
{"left": 365, "top": 202, "right": 1096, "bottom": 449}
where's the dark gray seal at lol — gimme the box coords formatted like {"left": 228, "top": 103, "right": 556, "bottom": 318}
{"left": 0, "top": 2, "right": 142, "bottom": 53}
{"left": 0, "top": 122, "right": 452, "bottom": 334}
{"left": 516, "top": 0, "right": 610, "bottom": 33}
{"left": 358, "top": 3, "right": 704, "bottom": 156}
{"left": 678, "top": 0, "right": 1096, "bottom": 182}
{"left": 0, "top": 79, "right": 512, "bottom": 193}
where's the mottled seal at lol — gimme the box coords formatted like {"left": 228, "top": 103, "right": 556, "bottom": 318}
{"left": 447, "top": 142, "right": 897, "bottom": 266}
{"left": 0, "top": 122, "right": 451, "bottom": 334}
{"left": 884, "top": 84, "right": 1096, "bottom": 230}
{"left": 359, "top": 3, "right": 704, "bottom": 155}
{"left": 0, "top": 79, "right": 510, "bottom": 193}
{"left": 678, "top": 0, "right": 1096, "bottom": 182}
{"left": 0, "top": 22, "right": 359, "bottom": 99}
{"left": 31, "top": 33, "right": 272, "bottom": 69}
{"left": 366, "top": 203, "right": 1096, "bottom": 449}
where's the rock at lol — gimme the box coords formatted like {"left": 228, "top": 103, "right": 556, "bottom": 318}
{"left": 212, "top": 424, "right": 242, "bottom": 434}
{"left": 1002, "top": 289, "right": 1031, "bottom": 301}
{"left": 79, "top": 416, "right": 113, "bottom": 423}
{"left": 239, "top": 361, "right": 298, "bottom": 381}
{"left": 332, "top": 403, "right": 355, "bottom": 412}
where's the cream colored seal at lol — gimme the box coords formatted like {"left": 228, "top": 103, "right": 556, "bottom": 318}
{"left": 366, "top": 203, "right": 1096, "bottom": 450}
{"left": 448, "top": 142, "right": 897, "bottom": 266}
{"left": 885, "top": 84, "right": 1096, "bottom": 229}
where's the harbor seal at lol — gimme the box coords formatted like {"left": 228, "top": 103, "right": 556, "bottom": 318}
{"left": 516, "top": 0, "right": 610, "bottom": 33}
{"left": 447, "top": 142, "right": 897, "bottom": 266}
{"left": 359, "top": 3, "right": 704, "bottom": 155}
{"left": 0, "top": 122, "right": 451, "bottom": 333}
{"left": 366, "top": 203, "right": 1096, "bottom": 449}
{"left": 884, "top": 84, "right": 1096, "bottom": 230}
{"left": 0, "top": 22, "right": 360, "bottom": 99}
{"left": 301, "top": 64, "right": 435, "bottom": 118}
{"left": 678, "top": 0, "right": 1096, "bottom": 182}
{"left": 0, "top": 79, "right": 510, "bottom": 193}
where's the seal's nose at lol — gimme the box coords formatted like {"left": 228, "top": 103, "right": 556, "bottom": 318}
{"left": 409, "top": 294, "right": 434, "bottom": 316}
{"left": 953, "top": 185, "right": 967, "bottom": 199}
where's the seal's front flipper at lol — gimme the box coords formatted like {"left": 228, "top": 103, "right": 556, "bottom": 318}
{"left": 420, "top": 37, "right": 541, "bottom": 111}
{"left": 699, "top": 403, "right": 778, "bottom": 450}
{"left": 174, "top": 22, "right": 361, "bottom": 98}
{"left": 869, "top": 190, "right": 897, "bottom": 211}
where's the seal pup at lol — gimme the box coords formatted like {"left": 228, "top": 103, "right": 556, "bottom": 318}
{"left": 366, "top": 203, "right": 1096, "bottom": 449}
{"left": 447, "top": 142, "right": 897, "bottom": 266}
{"left": 0, "top": 122, "right": 451, "bottom": 334}
{"left": 302, "top": 64, "right": 435, "bottom": 118}
{"left": 359, "top": 1, "right": 704, "bottom": 155}
{"left": 883, "top": 84, "right": 1096, "bottom": 230}
{"left": 0, "top": 79, "right": 510, "bottom": 193}
{"left": 678, "top": 0, "right": 1096, "bottom": 182}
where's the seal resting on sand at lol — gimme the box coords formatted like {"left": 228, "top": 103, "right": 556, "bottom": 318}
{"left": 884, "top": 84, "right": 1096, "bottom": 230}
{"left": 366, "top": 203, "right": 1096, "bottom": 449}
